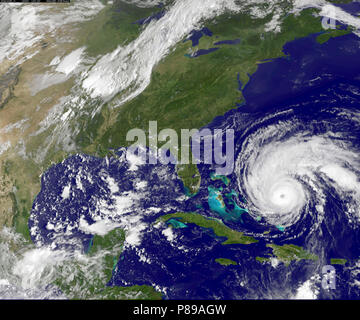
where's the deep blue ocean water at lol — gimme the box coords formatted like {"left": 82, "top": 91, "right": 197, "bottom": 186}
{"left": 29, "top": 31, "right": 360, "bottom": 298}
{"left": 334, "top": 1, "right": 360, "bottom": 15}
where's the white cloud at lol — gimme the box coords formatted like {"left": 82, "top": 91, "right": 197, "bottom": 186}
{"left": 55, "top": 47, "right": 85, "bottom": 76}
{"left": 162, "top": 227, "right": 176, "bottom": 242}
{"left": 82, "top": 0, "right": 241, "bottom": 103}
{"left": 293, "top": 278, "right": 319, "bottom": 300}
{"left": 79, "top": 217, "right": 121, "bottom": 236}
{"left": 0, "top": 1, "right": 104, "bottom": 64}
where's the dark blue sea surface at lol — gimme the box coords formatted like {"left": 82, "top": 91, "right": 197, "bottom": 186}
{"left": 29, "top": 31, "right": 360, "bottom": 299}
{"left": 334, "top": 1, "right": 360, "bottom": 15}
{"left": 241, "top": 33, "right": 360, "bottom": 112}
{"left": 28, "top": 153, "right": 188, "bottom": 250}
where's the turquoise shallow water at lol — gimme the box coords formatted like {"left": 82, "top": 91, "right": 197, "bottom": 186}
{"left": 28, "top": 31, "right": 360, "bottom": 299}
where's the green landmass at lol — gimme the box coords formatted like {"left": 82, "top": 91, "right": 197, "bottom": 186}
{"left": 256, "top": 256, "right": 271, "bottom": 264}
{"left": 0, "top": 0, "right": 354, "bottom": 301}
{"left": 316, "top": 27, "right": 352, "bottom": 44}
{"left": 5, "top": 3, "right": 354, "bottom": 240}
{"left": 176, "top": 163, "right": 201, "bottom": 196}
{"left": 330, "top": 258, "right": 347, "bottom": 265}
{"left": 3, "top": 158, "right": 41, "bottom": 242}
{"left": 256, "top": 244, "right": 318, "bottom": 266}
{"left": 74, "top": 6, "right": 353, "bottom": 203}
{"left": 81, "top": 1, "right": 165, "bottom": 57}
{"left": 87, "top": 228, "right": 125, "bottom": 280}
{"left": 54, "top": 228, "right": 162, "bottom": 300}
{"left": 215, "top": 258, "right": 237, "bottom": 266}
{"left": 157, "top": 212, "right": 258, "bottom": 245}
{"left": 77, "top": 7, "right": 346, "bottom": 156}
{"left": 93, "top": 284, "right": 163, "bottom": 300}
{"left": 266, "top": 244, "right": 318, "bottom": 266}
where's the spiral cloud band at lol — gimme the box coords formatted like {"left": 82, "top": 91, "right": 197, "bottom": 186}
{"left": 236, "top": 109, "right": 360, "bottom": 228}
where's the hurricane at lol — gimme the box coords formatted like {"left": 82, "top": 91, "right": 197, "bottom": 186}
{"left": 2, "top": 0, "right": 360, "bottom": 300}
{"left": 235, "top": 107, "right": 360, "bottom": 232}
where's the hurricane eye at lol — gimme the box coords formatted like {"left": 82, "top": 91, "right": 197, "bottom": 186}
{"left": 236, "top": 115, "right": 360, "bottom": 228}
